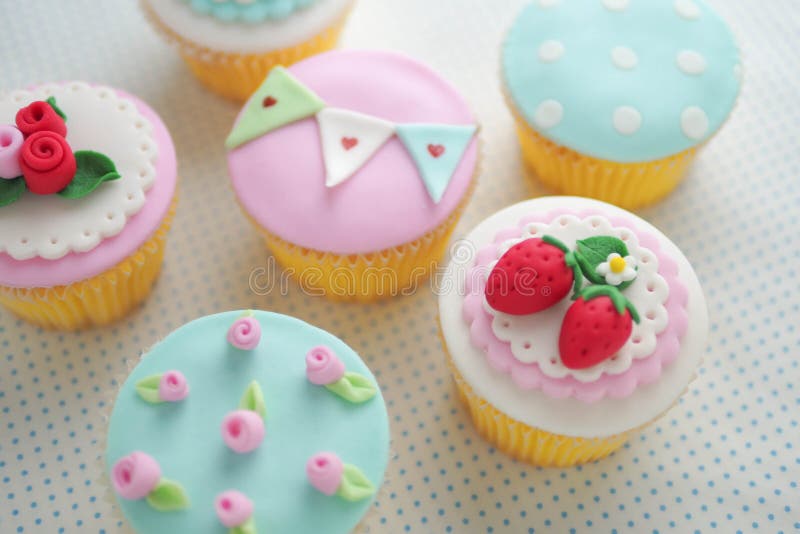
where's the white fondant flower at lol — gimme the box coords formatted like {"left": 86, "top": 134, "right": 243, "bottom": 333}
{"left": 595, "top": 253, "right": 637, "bottom": 286}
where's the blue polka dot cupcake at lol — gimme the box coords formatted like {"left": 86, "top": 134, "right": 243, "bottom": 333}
{"left": 503, "top": 0, "right": 742, "bottom": 208}
{"left": 105, "top": 310, "right": 389, "bottom": 533}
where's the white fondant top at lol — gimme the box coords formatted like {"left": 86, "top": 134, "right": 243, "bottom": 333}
{"left": 439, "top": 197, "right": 708, "bottom": 438}
{"left": 146, "top": 0, "right": 352, "bottom": 54}
{"left": 0, "top": 83, "right": 157, "bottom": 261}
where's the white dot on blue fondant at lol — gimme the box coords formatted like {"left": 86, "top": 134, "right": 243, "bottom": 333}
{"left": 677, "top": 50, "right": 708, "bottom": 75}
{"left": 613, "top": 106, "right": 643, "bottom": 135}
{"left": 675, "top": 0, "right": 702, "bottom": 19}
{"left": 681, "top": 106, "right": 710, "bottom": 140}
{"left": 611, "top": 46, "right": 639, "bottom": 70}
{"left": 538, "top": 40, "right": 565, "bottom": 63}
{"left": 603, "top": 0, "right": 630, "bottom": 11}
{"left": 534, "top": 100, "right": 564, "bottom": 129}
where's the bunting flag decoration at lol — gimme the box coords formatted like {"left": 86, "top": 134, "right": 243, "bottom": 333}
{"left": 225, "top": 66, "right": 326, "bottom": 149}
{"left": 225, "top": 68, "right": 478, "bottom": 203}
{"left": 317, "top": 108, "right": 396, "bottom": 188}
{"left": 395, "top": 124, "right": 477, "bottom": 203}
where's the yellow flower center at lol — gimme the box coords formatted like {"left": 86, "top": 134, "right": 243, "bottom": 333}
{"left": 609, "top": 256, "right": 627, "bottom": 274}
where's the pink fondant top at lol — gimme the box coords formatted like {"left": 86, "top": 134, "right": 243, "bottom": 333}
{"left": 463, "top": 208, "right": 689, "bottom": 403}
{"left": 0, "top": 88, "right": 177, "bottom": 289}
{"left": 227, "top": 50, "right": 478, "bottom": 255}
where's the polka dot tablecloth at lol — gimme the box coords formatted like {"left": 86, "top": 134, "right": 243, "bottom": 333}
{"left": 0, "top": 1, "right": 798, "bottom": 532}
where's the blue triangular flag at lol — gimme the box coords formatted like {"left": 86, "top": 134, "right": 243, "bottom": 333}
{"left": 395, "top": 124, "right": 477, "bottom": 203}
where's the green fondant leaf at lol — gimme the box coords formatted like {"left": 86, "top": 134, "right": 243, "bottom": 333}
{"left": 58, "top": 151, "right": 121, "bottom": 199}
{"left": 135, "top": 374, "right": 163, "bottom": 404}
{"left": 324, "top": 372, "right": 377, "bottom": 404}
{"left": 335, "top": 464, "right": 375, "bottom": 502}
{"left": 239, "top": 380, "right": 266, "bottom": 419}
{"left": 46, "top": 96, "right": 67, "bottom": 120}
{"left": 574, "top": 236, "right": 630, "bottom": 285}
{"left": 145, "top": 478, "right": 190, "bottom": 511}
{"left": 0, "top": 177, "right": 25, "bottom": 207}
{"left": 230, "top": 517, "right": 257, "bottom": 534}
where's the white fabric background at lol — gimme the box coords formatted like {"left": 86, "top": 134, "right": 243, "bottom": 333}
{"left": 0, "top": 1, "right": 798, "bottom": 532}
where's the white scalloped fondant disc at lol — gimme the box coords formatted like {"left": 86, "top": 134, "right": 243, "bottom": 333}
{"left": 484, "top": 214, "right": 670, "bottom": 383}
{"left": 0, "top": 83, "right": 157, "bottom": 260}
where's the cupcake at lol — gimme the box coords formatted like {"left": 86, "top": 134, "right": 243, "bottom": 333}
{"left": 226, "top": 50, "right": 479, "bottom": 301}
{"left": 105, "top": 310, "right": 389, "bottom": 533}
{"left": 0, "top": 82, "right": 177, "bottom": 330}
{"left": 439, "top": 196, "right": 708, "bottom": 467}
{"left": 503, "top": 0, "right": 741, "bottom": 208}
{"left": 141, "top": 0, "right": 354, "bottom": 101}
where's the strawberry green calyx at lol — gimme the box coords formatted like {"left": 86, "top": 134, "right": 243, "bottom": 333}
{"left": 542, "top": 234, "right": 569, "bottom": 253}
{"left": 578, "top": 285, "right": 640, "bottom": 324}
{"left": 543, "top": 235, "right": 583, "bottom": 296}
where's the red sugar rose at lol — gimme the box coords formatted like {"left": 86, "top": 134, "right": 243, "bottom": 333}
{"left": 15, "top": 100, "right": 67, "bottom": 138}
{"left": 19, "top": 131, "right": 76, "bottom": 195}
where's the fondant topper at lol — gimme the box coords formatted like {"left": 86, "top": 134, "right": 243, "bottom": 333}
{"left": 225, "top": 67, "right": 477, "bottom": 203}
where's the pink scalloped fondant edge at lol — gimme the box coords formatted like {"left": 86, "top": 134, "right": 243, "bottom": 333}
{"left": 462, "top": 208, "right": 689, "bottom": 403}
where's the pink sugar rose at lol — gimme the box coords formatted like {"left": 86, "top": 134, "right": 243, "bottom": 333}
{"left": 215, "top": 490, "right": 254, "bottom": 528}
{"left": 305, "top": 346, "right": 345, "bottom": 386}
{"left": 306, "top": 452, "right": 344, "bottom": 496}
{"left": 221, "top": 409, "right": 265, "bottom": 454}
{"left": 0, "top": 125, "right": 24, "bottom": 179}
{"left": 227, "top": 315, "right": 261, "bottom": 350}
{"left": 111, "top": 451, "right": 161, "bottom": 501}
{"left": 158, "top": 370, "right": 189, "bottom": 402}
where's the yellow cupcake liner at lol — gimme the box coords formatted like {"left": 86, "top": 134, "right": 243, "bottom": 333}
{"left": 0, "top": 198, "right": 177, "bottom": 331}
{"left": 141, "top": 0, "right": 352, "bottom": 101}
{"left": 445, "top": 354, "right": 630, "bottom": 467}
{"left": 510, "top": 109, "right": 698, "bottom": 210}
{"left": 244, "top": 175, "right": 476, "bottom": 302}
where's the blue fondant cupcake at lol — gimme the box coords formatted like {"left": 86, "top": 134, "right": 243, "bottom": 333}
{"left": 502, "top": 0, "right": 742, "bottom": 208}
{"left": 105, "top": 310, "right": 389, "bottom": 534}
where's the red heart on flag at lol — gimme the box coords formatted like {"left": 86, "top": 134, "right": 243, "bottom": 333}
{"left": 262, "top": 96, "right": 277, "bottom": 108}
{"left": 341, "top": 137, "right": 358, "bottom": 151}
{"left": 427, "top": 144, "right": 445, "bottom": 158}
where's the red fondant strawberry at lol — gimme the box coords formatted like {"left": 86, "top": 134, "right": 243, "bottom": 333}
{"left": 558, "top": 285, "right": 640, "bottom": 370}
{"left": 485, "top": 235, "right": 581, "bottom": 315}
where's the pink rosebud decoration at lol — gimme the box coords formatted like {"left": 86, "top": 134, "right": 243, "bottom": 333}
{"left": 158, "top": 370, "right": 189, "bottom": 402}
{"left": 306, "top": 452, "right": 344, "bottom": 496}
{"left": 215, "top": 490, "right": 254, "bottom": 528}
{"left": 221, "top": 409, "right": 265, "bottom": 454}
{"left": 227, "top": 316, "right": 261, "bottom": 350}
{"left": 305, "top": 346, "right": 345, "bottom": 386}
{"left": 111, "top": 451, "right": 161, "bottom": 501}
{"left": 0, "top": 125, "right": 24, "bottom": 179}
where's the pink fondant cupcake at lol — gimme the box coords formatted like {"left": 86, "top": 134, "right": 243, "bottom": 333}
{"left": 0, "top": 82, "right": 177, "bottom": 330}
{"left": 225, "top": 50, "right": 479, "bottom": 301}
{"left": 439, "top": 196, "right": 708, "bottom": 466}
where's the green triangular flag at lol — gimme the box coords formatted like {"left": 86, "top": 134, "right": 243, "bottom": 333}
{"left": 225, "top": 66, "right": 326, "bottom": 149}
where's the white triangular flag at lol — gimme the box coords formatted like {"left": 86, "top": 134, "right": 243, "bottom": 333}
{"left": 316, "top": 108, "right": 396, "bottom": 187}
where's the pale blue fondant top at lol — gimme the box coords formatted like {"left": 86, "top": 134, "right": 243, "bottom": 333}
{"left": 503, "top": 0, "right": 741, "bottom": 162}
{"left": 183, "top": 0, "right": 318, "bottom": 23}
{"left": 106, "top": 311, "right": 389, "bottom": 534}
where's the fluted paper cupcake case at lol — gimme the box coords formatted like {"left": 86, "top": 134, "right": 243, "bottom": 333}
{"left": 140, "top": 0, "right": 354, "bottom": 101}
{"left": 0, "top": 196, "right": 177, "bottom": 330}
{"left": 438, "top": 320, "right": 701, "bottom": 468}
{"left": 97, "top": 350, "right": 394, "bottom": 534}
